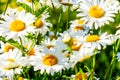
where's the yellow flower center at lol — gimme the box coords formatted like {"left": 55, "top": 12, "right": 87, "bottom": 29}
{"left": 89, "top": 6, "right": 104, "bottom": 18}
{"left": 77, "top": 20, "right": 84, "bottom": 25}
{"left": 4, "top": 44, "right": 14, "bottom": 52}
{"left": 42, "top": 54, "right": 58, "bottom": 66}
{"left": 73, "top": 73, "right": 88, "bottom": 80}
{"left": 18, "top": 77, "right": 23, "bottom": 80}
{"left": 59, "top": 0, "right": 62, "bottom": 2}
{"left": 86, "top": 35, "right": 100, "bottom": 42}
{"left": 74, "top": 25, "right": 84, "bottom": 31}
{"left": 46, "top": 45, "right": 54, "bottom": 49}
{"left": 65, "top": 53, "right": 70, "bottom": 58}
{"left": 27, "top": 48, "right": 35, "bottom": 56}
{"left": 10, "top": 20, "right": 25, "bottom": 32}
{"left": 70, "top": 38, "right": 82, "bottom": 51}
{"left": 26, "top": 0, "right": 32, "bottom": 2}
{"left": 35, "top": 19, "right": 43, "bottom": 28}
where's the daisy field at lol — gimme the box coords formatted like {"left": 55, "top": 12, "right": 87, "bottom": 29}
{"left": 0, "top": 0, "right": 120, "bottom": 80}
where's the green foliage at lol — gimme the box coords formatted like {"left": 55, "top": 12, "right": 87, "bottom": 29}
{"left": 35, "top": 5, "right": 49, "bottom": 18}
{"left": 17, "top": 2, "right": 34, "bottom": 14}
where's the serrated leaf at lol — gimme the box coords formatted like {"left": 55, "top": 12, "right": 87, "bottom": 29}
{"left": 17, "top": 2, "right": 33, "bottom": 14}
{"left": 35, "top": 5, "right": 49, "bottom": 17}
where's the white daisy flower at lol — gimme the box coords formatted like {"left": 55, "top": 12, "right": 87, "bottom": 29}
{"left": 82, "top": 33, "right": 113, "bottom": 50}
{"left": 59, "top": 0, "right": 80, "bottom": 11}
{"left": 40, "top": 38, "right": 56, "bottom": 50}
{"left": 19, "top": 37, "right": 40, "bottom": 56}
{"left": 70, "top": 47, "right": 95, "bottom": 66}
{"left": 71, "top": 72, "right": 89, "bottom": 80}
{"left": 70, "top": 19, "right": 89, "bottom": 33}
{"left": 0, "top": 10, "right": 36, "bottom": 40}
{"left": 77, "top": 0, "right": 120, "bottom": 29}
{"left": 0, "top": 42, "right": 14, "bottom": 53}
{"left": 71, "top": 72, "right": 100, "bottom": 80}
{"left": 39, "top": 0, "right": 79, "bottom": 12}
{"left": 0, "top": 49, "right": 27, "bottom": 79}
{"left": 34, "top": 14, "right": 51, "bottom": 35}
{"left": 30, "top": 48, "right": 70, "bottom": 75}
{"left": 59, "top": 30, "right": 85, "bottom": 51}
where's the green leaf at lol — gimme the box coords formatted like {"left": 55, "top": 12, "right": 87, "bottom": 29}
{"left": 35, "top": 5, "right": 49, "bottom": 18}
{"left": 0, "top": 36, "right": 6, "bottom": 43}
{"left": 17, "top": 2, "right": 33, "bottom": 14}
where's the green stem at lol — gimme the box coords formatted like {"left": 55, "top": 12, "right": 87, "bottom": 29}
{"left": 90, "top": 55, "right": 96, "bottom": 80}
{"left": 104, "top": 44, "right": 116, "bottom": 79}
{"left": 55, "top": 13, "right": 62, "bottom": 36}
{"left": 4, "top": 0, "right": 9, "bottom": 14}
{"left": 66, "top": 5, "right": 70, "bottom": 30}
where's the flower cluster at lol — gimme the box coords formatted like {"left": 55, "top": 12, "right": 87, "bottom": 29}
{"left": 0, "top": 0, "right": 120, "bottom": 80}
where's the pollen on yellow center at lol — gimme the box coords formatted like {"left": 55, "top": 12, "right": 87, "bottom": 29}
{"left": 18, "top": 77, "right": 23, "bottom": 80}
{"left": 10, "top": 20, "right": 25, "bottom": 32}
{"left": 73, "top": 73, "right": 88, "bottom": 80}
{"left": 89, "top": 5, "right": 104, "bottom": 18}
{"left": 27, "top": 48, "right": 35, "bottom": 56}
{"left": 86, "top": 35, "right": 100, "bottom": 42}
{"left": 70, "top": 38, "right": 82, "bottom": 51}
{"left": 4, "top": 44, "right": 14, "bottom": 52}
{"left": 35, "top": 19, "right": 43, "bottom": 28}
{"left": 74, "top": 25, "right": 84, "bottom": 31}
{"left": 42, "top": 54, "right": 58, "bottom": 66}
{"left": 77, "top": 20, "right": 84, "bottom": 25}
{"left": 46, "top": 45, "right": 54, "bottom": 49}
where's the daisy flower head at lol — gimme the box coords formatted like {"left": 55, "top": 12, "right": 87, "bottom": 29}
{"left": 59, "top": 0, "right": 80, "bottom": 11}
{"left": 34, "top": 13, "right": 51, "bottom": 35}
{"left": 0, "top": 42, "right": 14, "bottom": 53}
{"left": 19, "top": 36, "right": 41, "bottom": 57}
{"left": 70, "top": 46, "right": 95, "bottom": 66}
{"left": 0, "top": 49, "right": 27, "bottom": 79}
{"left": 40, "top": 38, "right": 57, "bottom": 51}
{"left": 0, "top": 10, "right": 36, "bottom": 40}
{"left": 30, "top": 48, "right": 70, "bottom": 75}
{"left": 71, "top": 72, "right": 100, "bottom": 80}
{"left": 70, "top": 19, "right": 89, "bottom": 33}
{"left": 71, "top": 72, "right": 89, "bottom": 80}
{"left": 77, "top": 0, "right": 120, "bottom": 29}
{"left": 60, "top": 30, "right": 86, "bottom": 51}
{"left": 82, "top": 33, "right": 113, "bottom": 50}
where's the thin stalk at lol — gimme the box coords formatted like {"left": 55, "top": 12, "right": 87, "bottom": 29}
{"left": 104, "top": 39, "right": 120, "bottom": 80}
{"left": 66, "top": 5, "right": 70, "bottom": 30}
{"left": 55, "top": 13, "right": 62, "bottom": 36}
{"left": 104, "top": 46, "right": 115, "bottom": 80}
{"left": 4, "top": 0, "right": 9, "bottom": 15}
{"left": 32, "top": 0, "right": 35, "bottom": 14}
{"left": 90, "top": 55, "right": 96, "bottom": 80}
